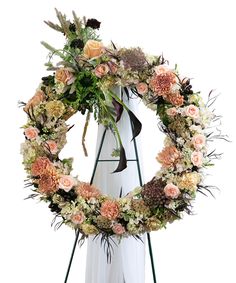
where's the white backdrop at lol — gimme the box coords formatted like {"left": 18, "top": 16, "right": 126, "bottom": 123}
{"left": 0, "top": 0, "right": 236, "bottom": 282}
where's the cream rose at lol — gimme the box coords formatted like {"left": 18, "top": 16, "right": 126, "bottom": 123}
{"left": 59, "top": 175, "right": 76, "bottom": 192}
{"left": 191, "top": 151, "right": 203, "bottom": 167}
{"left": 83, "top": 40, "right": 104, "bottom": 59}
{"left": 185, "top": 104, "right": 199, "bottom": 119}
{"left": 192, "top": 134, "right": 206, "bottom": 150}
{"left": 164, "top": 183, "right": 180, "bottom": 199}
{"left": 94, "top": 64, "right": 109, "bottom": 78}
{"left": 166, "top": 107, "right": 177, "bottom": 117}
{"left": 136, "top": 82, "right": 148, "bottom": 95}
{"left": 24, "top": 127, "right": 39, "bottom": 140}
{"left": 154, "top": 65, "right": 169, "bottom": 75}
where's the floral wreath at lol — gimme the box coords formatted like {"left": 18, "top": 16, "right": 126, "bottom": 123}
{"left": 21, "top": 10, "right": 221, "bottom": 241}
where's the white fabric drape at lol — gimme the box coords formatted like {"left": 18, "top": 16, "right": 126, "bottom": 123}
{"left": 85, "top": 89, "right": 145, "bottom": 283}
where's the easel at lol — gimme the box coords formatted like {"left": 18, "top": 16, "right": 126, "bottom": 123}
{"left": 64, "top": 113, "right": 157, "bottom": 283}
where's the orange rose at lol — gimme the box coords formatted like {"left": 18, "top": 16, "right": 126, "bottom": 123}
{"left": 24, "top": 90, "right": 45, "bottom": 113}
{"left": 83, "top": 40, "right": 104, "bottom": 59}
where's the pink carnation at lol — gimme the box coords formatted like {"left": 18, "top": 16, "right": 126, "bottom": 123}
{"left": 149, "top": 71, "right": 177, "bottom": 97}
{"left": 112, "top": 223, "right": 125, "bottom": 235}
{"left": 76, "top": 182, "right": 101, "bottom": 200}
{"left": 71, "top": 212, "right": 85, "bottom": 225}
{"left": 44, "top": 140, "right": 58, "bottom": 155}
{"left": 100, "top": 200, "right": 120, "bottom": 220}
{"left": 38, "top": 172, "right": 59, "bottom": 194}
{"left": 185, "top": 104, "right": 199, "bottom": 119}
{"left": 59, "top": 175, "right": 76, "bottom": 192}
{"left": 164, "top": 183, "right": 180, "bottom": 199}
{"left": 24, "top": 127, "right": 39, "bottom": 140}
{"left": 191, "top": 151, "right": 203, "bottom": 167}
{"left": 192, "top": 134, "right": 206, "bottom": 150}
{"left": 31, "top": 157, "right": 53, "bottom": 176}
{"left": 136, "top": 82, "right": 148, "bottom": 95}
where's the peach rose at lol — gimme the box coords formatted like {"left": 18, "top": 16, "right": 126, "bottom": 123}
{"left": 164, "top": 183, "right": 180, "bottom": 199}
{"left": 166, "top": 107, "right": 177, "bottom": 117}
{"left": 24, "top": 90, "right": 45, "bottom": 113}
{"left": 154, "top": 65, "right": 169, "bottom": 75}
{"left": 94, "top": 64, "right": 109, "bottom": 78}
{"left": 31, "top": 157, "right": 53, "bottom": 176}
{"left": 83, "top": 40, "right": 104, "bottom": 59}
{"left": 136, "top": 82, "right": 148, "bottom": 95}
{"left": 55, "top": 68, "right": 75, "bottom": 85}
{"left": 24, "top": 127, "right": 39, "bottom": 140}
{"left": 191, "top": 151, "right": 203, "bottom": 167}
{"left": 185, "top": 104, "right": 199, "bottom": 119}
{"left": 100, "top": 200, "right": 120, "bottom": 220}
{"left": 112, "top": 223, "right": 125, "bottom": 235}
{"left": 71, "top": 212, "right": 85, "bottom": 225}
{"left": 44, "top": 140, "right": 58, "bottom": 154}
{"left": 192, "top": 134, "right": 206, "bottom": 150}
{"left": 59, "top": 175, "right": 76, "bottom": 192}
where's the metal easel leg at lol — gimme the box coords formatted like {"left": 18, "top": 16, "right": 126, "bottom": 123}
{"left": 64, "top": 129, "right": 107, "bottom": 283}
{"left": 130, "top": 118, "right": 157, "bottom": 283}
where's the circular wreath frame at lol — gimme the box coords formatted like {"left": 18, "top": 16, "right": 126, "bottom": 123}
{"left": 21, "top": 10, "right": 220, "bottom": 241}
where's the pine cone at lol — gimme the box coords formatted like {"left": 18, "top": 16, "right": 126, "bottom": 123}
{"left": 142, "top": 178, "right": 169, "bottom": 208}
